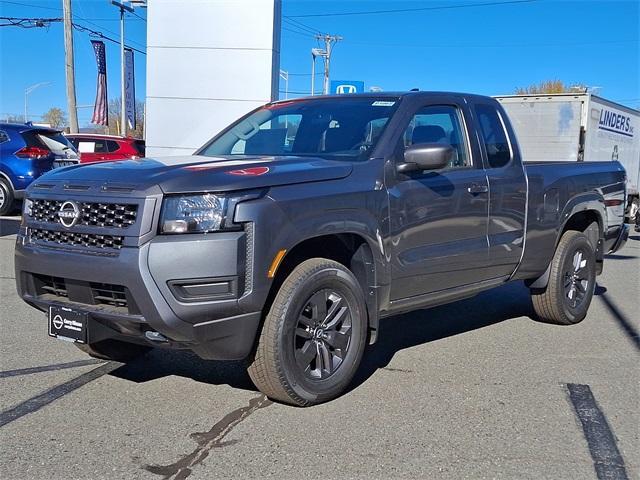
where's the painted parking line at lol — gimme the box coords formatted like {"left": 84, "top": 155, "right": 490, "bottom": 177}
{"left": 0, "top": 362, "right": 121, "bottom": 428}
{"left": 567, "top": 383, "right": 629, "bottom": 480}
{"left": 0, "top": 359, "right": 104, "bottom": 379}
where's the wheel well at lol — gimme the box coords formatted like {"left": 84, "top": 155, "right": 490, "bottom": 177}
{"left": 561, "top": 210, "right": 602, "bottom": 250}
{"left": 529, "top": 209, "right": 604, "bottom": 289}
{"left": 263, "top": 233, "right": 379, "bottom": 343}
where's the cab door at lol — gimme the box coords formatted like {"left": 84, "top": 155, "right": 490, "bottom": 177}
{"left": 472, "top": 101, "right": 527, "bottom": 278}
{"left": 387, "top": 99, "right": 491, "bottom": 300}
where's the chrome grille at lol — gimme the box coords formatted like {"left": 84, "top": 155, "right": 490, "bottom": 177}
{"left": 29, "top": 228, "right": 124, "bottom": 250}
{"left": 30, "top": 199, "right": 137, "bottom": 228}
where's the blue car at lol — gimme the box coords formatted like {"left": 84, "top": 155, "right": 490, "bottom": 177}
{"left": 0, "top": 123, "right": 79, "bottom": 215}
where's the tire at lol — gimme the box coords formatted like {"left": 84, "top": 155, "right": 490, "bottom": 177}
{"left": 248, "top": 258, "right": 368, "bottom": 406}
{"left": 76, "top": 339, "right": 151, "bottom": 362}
{"left": 627, "top": 198, "right": 639, "bottom": 224}
{"left": 530, "top": 231, "right": 596, "bottom": 325}
{"left": 0, "top": 178, "right": 15, "bottom": 216}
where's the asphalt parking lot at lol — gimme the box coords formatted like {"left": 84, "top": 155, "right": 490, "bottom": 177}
{"left": 0, "top": 215, "right": 638, "bottom": 480}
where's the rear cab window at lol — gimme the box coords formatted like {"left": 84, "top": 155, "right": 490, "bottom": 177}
{"left": 474, "top": 104, "right": 512, "bottom": 168}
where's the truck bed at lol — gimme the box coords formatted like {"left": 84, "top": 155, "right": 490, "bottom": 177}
{"left": 514, "top": 161, "right": 627, "bottom": 280}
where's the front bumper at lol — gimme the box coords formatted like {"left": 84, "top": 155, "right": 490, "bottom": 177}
{"left": 15, "top": 226, "right": 262, "bottom": 360}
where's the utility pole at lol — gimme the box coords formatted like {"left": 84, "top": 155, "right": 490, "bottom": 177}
{"left": 112, "top": 1, "right": 134, "bottom": 137}
{"left": 315, "top": 34, "right": 342, "bottom": 95}
{"left": 62, "top": 0, "right": 79, "bottom": 133}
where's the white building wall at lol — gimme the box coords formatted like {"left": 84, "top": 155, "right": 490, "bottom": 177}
{"left": 146, "top": 0, "right": 281, "bottom": 156}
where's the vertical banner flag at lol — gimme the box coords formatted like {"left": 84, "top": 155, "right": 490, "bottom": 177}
{"left": 124, "top": 48, "right": 136, "bottom": 130}
{"left": 90, "top": 40, "right": 108, "bottom": 125}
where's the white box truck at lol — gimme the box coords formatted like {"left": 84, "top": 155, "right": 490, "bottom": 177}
{"left": 496, "top": 93, "right": 640, "bottom": 220}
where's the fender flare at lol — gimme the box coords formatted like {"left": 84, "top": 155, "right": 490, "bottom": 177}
{"left": 527, "top": 193, "right": 605, "bottom": 290}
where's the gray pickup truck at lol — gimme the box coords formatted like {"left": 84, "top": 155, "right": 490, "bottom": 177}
{"left": 15, "top": 92, "right": 629, "bottom": 406}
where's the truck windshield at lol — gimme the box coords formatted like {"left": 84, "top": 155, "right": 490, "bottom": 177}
{"left": 197, "top": 97, "right": 400, "bottom": 161}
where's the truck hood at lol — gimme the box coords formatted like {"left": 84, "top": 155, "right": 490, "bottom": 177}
{"left": 36, "top": 155, "right": 353, "bottom": 194}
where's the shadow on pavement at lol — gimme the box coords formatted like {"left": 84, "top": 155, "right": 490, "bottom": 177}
{"left": 598, "top": 292, "right": 640, "bottom": 352}
{"left": 0, "top": 218, "right": 20, "bottom": 237}
{"left": 112, "top": 281, "right": 535, "bottom": 394}
{"left": 111, "top": 350, "right": 256, "bottom": 392}
{"left": 350, "top": 281, "right": 534, "bottom": 390}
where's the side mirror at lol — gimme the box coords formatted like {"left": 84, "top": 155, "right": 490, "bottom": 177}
{"left": 397, "top": 143, "right": 453, "bottom": 173}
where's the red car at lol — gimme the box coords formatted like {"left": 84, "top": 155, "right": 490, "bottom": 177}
{"left": 65, "top": 134, "right": 145, "bottom": 163}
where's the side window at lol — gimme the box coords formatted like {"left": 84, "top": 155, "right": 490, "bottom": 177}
{"left": 93, "top": 140, "right": 109, "bottom": 153}
{"left": 0, "top": 130, "right": 9, "bottom": 144}
{"left": 106, "top": 140, "right": 120, "bottom": 152}
{"left": 475, "top": 104, "right": 511, "bottom": 168}
{"left": 403, "top": 105, "right": 471, "bottom": 169}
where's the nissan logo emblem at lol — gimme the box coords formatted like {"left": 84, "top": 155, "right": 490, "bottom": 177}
{"left": 57, "top": 200, "right": 81, "bottom": 228}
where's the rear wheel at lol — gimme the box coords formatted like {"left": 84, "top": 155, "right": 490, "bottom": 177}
{"left": 76, "top": 339, "right": 151, "bottom": 362}
{"left": 248, "top": 258, "right": 368, "bottom": 406}
{"left": 530, "top": 231, "right": 596, "bottom": 325}
{"left": 0, "top": 178, "right": 15, "bottom": 216}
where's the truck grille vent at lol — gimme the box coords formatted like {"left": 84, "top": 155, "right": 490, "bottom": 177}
{"left": 33, "top": 275, "right": 132, "bottom": 312}
{"left": 91, "top": 283, "right": 128, "bottom": 308}
{"left": 38, "top": 275, "right": 68, "bottom": 298}
{"left": 30, "top": 199, "right": 137, "bottom": 228}
{"left": 29, "top": 228, "right": 124, "bottom": 250}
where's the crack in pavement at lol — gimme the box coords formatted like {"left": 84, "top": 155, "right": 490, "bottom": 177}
{"left": 143, "top": 394, "right": 273, "bottom": 480}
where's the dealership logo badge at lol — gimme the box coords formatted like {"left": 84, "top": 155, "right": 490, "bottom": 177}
{"left": 57, "top": 201, "right": 81, "bottom": 228}
{"left": 336, "top": 84, "right": 357, "bottom": 94}
{"left": 52, "top": 314, "right": 63, "bottom": 330}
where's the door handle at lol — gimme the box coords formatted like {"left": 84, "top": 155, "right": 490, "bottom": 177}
{"left": 467, "top": 184, "right": 488, "bottom": 194}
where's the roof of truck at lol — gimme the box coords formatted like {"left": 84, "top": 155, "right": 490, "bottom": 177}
{"left": 270, "top": 90, "right": 494, "bottom": 104}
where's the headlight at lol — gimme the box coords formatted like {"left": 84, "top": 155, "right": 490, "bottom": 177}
{"left": 22, "top": 198, "right": 33, "bottom": 222}
{"left": 161, "top": 194, "right": 227, "bottom": 233}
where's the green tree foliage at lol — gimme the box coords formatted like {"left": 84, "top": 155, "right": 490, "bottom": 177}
{"left": 515, "top": 80, "right": 587, "bottom": 95}
{"left": 42, "top": 107, "right": 68, "bottom": 129}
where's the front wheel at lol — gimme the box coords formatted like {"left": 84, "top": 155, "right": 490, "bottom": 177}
{"left": 530, "top": 230, "right": 596, "bottom": 325}
{"left": 248, "top": 258, "right": 368, "bottom": 406}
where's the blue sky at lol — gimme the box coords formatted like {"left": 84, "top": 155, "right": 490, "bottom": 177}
{"left": 1, "top": 0, "right": 638, "bottom": 127}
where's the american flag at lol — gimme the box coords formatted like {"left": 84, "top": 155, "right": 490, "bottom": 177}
{"left": 91, "top": 40, "right": 108, "bottom": 125}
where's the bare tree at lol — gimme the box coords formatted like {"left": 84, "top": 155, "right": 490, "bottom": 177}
{"left": 107, "top": 98, "right": 145, "bottom": 139}
{"left": 5, "top": 114, "right": 25, "bottom": 123}
{"left": 515, "top": 80, "right": 588, "bottom": 95}
{"left": 42, "top": 107, "right": 68, "bottom": 128}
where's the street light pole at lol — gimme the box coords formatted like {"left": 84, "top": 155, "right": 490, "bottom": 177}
{"left": 311, "top": 48, "right": 327, "bottom": 96}
{"left": 112, "top": 1, "right": 134, "bottom": 137}
{"left": 24, "top": 82, "right": 51, "bottom": 123}
{"left": 279, "top": 69, "right": 289, "bottom": 100}
{"left": 311, "top": 53, "right": 316, "bottom": 96}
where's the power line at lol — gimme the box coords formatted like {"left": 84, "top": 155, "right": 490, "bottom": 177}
{"left": 348, "top": 38, "right": 638, "bottom": 49}
{"left": 282, "top": 26, "right": 316, "bottom": 39}
{"left": 0, "top": 1, "right": 146, "bottom": 47}
{"left": 282, "top": 17, "right": 321, "bottom": 35}
{"left": 0, "top": 16, "right": 61, "bottom": 27}
{"left": 0, "top": 0, "right": 59, "bottom": 11}
{"left": 72, "top": 22, "right": 146, "bottom": 55}
{"left": 0, "top": 12, "right": 146, "bottom": 54}
{"left": 287, "top": 0, "right": 539, "bottom": 17}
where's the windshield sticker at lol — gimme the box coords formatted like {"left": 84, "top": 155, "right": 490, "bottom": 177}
{"left": 372, "top": 101, "right": 395, "bottom": 107}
